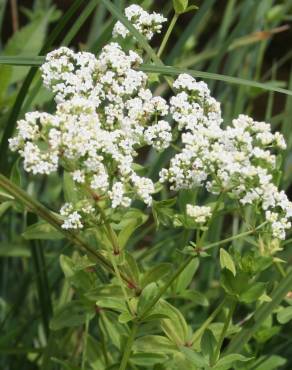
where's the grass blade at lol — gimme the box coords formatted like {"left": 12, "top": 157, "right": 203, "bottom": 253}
{"left": 140, "top": 64, "right": 292, "bottom": 96}
{"left": 1, "top": 57, "right": 291, "bottom": 96}
{"left": 0, "top": 56, "right": 45, "bottom": 66}
{"left": 28, "top": 213, "right": 52, "bottom": 339}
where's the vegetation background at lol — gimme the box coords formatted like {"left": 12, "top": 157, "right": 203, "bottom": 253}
{"left": 1, "top": 0, "right": 292, "bottom": 369}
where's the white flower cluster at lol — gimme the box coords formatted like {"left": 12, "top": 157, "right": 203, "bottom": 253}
{"left": 113, "top": 5, "right": 167, "bottom": 40}
{"left": 186, "top": 205, "right": 212, "bottom": 224}
{"left": 60, "top": 202, "right": 95, "bottom": 230}
{"left": 10, "top": 42, "right": 172, "bottom": 224}
{"left": 8, "top": 4, "right": 291, "bottom": 239}
{"left": 160, "top": 74, "right": 292, "bottom": 239}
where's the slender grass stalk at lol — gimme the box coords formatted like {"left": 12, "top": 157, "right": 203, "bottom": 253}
{"left": 29, "top": 235, "right": 52, "bottom": 340}
{"left": 1, "top": 57, "right": 292, "bottom": 96}
{"left": 62, "top": 1, "right": 98, "bottom": 46}
{"left": 140, "top": 65, "right": 292, "bottom": 96}
{"left": 157, "top": 13, "right": 179, "bottom": 58}
{"left": 119, "top": 322, "right": 138, "bottom": 370}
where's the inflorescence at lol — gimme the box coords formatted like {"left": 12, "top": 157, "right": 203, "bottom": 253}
{"left": 9, "top": 5, "right": 292, "bottom": 239}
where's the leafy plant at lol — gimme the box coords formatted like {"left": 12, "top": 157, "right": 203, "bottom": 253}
{"left": 1, "top": 1, "right": 292, "bottom": 370}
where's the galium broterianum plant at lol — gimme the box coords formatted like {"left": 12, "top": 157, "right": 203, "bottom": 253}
{"left": 3, "top": 2, "right": 292, "bottom": 370}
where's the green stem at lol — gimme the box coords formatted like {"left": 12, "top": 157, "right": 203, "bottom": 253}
{"left": 81, "top": 316, "right": 90, "bottom": 370}
{"left": 211, "top": 299, "right": 236, "bottom": 365}
{"left": 139, "top": 256, "right": 194, "bottom": 321}
{"left": 119, "top": 322, "right": 138, "bottom": 370}
{"left": 0, "top": 174, "right": 137, "bottom": 290}
{"left": 191, "top": 298, "right": 227, "bottom": 345}
{"left": 197, "top": 193, "right": 224, "bottom": 248}
{"left": 157, "top": 13, "right": 179, "bottom": 58}
{"left": 109, "top": 251, "right": 134, "bottom": 316}
{"left": 274, "top": 261, "right": 286, "bottom": 278}
{"left": 95, "top": 202, "right": 120, "bottom": 255}
{"left": 203, "top": 222, "right": 267, "bottom": 251}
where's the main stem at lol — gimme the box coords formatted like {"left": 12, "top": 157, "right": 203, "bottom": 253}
{"left": 157, "top": 13, "right": 179, "bottom": 58}
{"left": 211, "top": 299, "right": 236, "bottom": 365}
{"left": 191, "top": 298, "right": 227, "bottom": 345}
{"left": 119, "top": 322, "right": 138, "bottom": 370}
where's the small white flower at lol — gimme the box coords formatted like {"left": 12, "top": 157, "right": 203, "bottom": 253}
{"left": 60, "top": 203, "right": 83, "bottom": 230}
{"left": 112, "top": 5, "right": 167, "bottom": 41}
{"left": 186, "top": 205, "right": 212, "bottom": 224}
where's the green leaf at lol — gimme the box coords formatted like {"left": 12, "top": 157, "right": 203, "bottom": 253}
{"left": 131, "top": 353, "right": 168, "bottom": 366}
{"left": 220, "top": 270, "right": 248, "bottom": 297}
{"left": 59, "top": 254, "right": 75, "bottom": 278}
{"left": 173, "top": 0, "right": 188, "bottom": 14}
{"left": 96, "top": 297, "right": 128, "bottom": 313}
{"left": 99, "top": 311, "right": 129, "bottom": 350}
{"left": 141, "top": 263, "right": 172, "bottom": 288}
{"left": 254, "top": 355, "right": 287, "bottom": 370}
{"left": 133, "top": 335, "right": 178, "bottom": 354}
{"left": 0, "top": 65, "right": 12, "bottom": 103}
{"left": 10, "top": 159, "right": 22, "bottom": 187}
{"left": 220, "top": 249, "right": 236, "bottom": 276}
{"left": 117, "top": 209, "right": 148, "bottom": 248}
{"left": 180, "top": 347, "right": 208, "bottom": 368}
{"left": 214, "top": 354, "right": 252, "bottom": 370}
{"left": 0, "top": 242, "right": 30, "bottom": 257}
{"left": 174, "top": 258, "right": 199, "bottom": 293}
{"left": 123, "top": 252, "right": 140, "bottom": 286}
{"left": 182, "top": 5, "right": 199, "bottom": 14}
{"left": 137, "top": 283, "right": 159, "bottom": 316}
{"left": 22, "top": 221, "right": 64, "bottom": 240}
{"left": 277, "top": 306, "right": 292, "bottom": 324}
{"left": 59, "top": 254, "right": 96, "bottom": 291}
{"left": 175, "top": 290, "right": 209, "bottom": 307}
{"left": 160, "top": 300, "right": 189, "bottom": 346}
{"left": 0, "top": 188, "right": 14, "bottom": 201}
{"left": 0, "top": 11, "right": 52, "bottom": 86}
{"left": 152, "top": 198, "right": 176, "bottom": 228}
{"left": 118, "top": 311, "right": 133, "bottom": 324}
{"left": 240, "top": 282, "right": 267, "bottom": 304}
{"left": 0, "top": 201, "right": 13, "bottom": 218}
{"left": 226, "top": 270, "right": 292, "bottom": 354}
{"left": 50, "top": 300, "right": 94, "bottom": 330}
{"left": 51, "top": 358, "right": 81, "bottom": 370}
{"left": 201, "top": 329, "right": 216, "bottom": 361}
